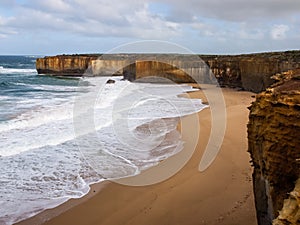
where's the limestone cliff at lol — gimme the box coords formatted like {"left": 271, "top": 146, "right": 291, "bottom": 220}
{"left": 127, "top": 60, "right": 209, "bottom": 83}
{"left": 205, "top": 51, "right": 300, "bottom": 92}
{"left": 36, "top": 54, "right": 100, "bottom": 76}
{"left": 248, "top": 70, "right": 300, "bottom": 225}
{"left": 36, "top": 51, "right": 300, "bottom": 92}
{"left": 273, "top": 179, "right": 300, "bottom": 225}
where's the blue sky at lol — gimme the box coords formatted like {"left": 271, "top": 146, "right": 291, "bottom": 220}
{"left": 0, "top": 0, "right": 299, "bottom": 55}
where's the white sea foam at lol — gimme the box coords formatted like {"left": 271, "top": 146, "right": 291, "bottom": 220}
{"left": 0, "top": 95, "right": 9, "bottom": 100}
{"left": 0, "top": 77, "right": 208, "bottom": 224}
{"left": 0, "top": 66, "right": 37, "bottom": 74}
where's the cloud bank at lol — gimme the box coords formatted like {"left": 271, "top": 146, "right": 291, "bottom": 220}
{"left": 0, "top": 0, "right": 299, "bottom": 54}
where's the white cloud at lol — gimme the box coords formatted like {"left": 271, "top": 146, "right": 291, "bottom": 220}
{"left": 0, "top": 0, "right": 15, "bottom": 7}
{"left": 191, "top": 22, "right": 217, "bottom": 36}
{"left": 157, "top": 0, "right": 300, "bottom": 22}
{"left": 2, "top": 0, "right": 299, "bottom": 41}
{"left": 0, "top": 15, "right": 13, "bottom": 25}
{"left": 0, "top": 15, "right": 17, "bottom": 38}
{"left": 271, "top": 24, "right": 290, "bottom": 40}
{"left": 238, "top": 23, "right": 265, "bottom": 40}
{"left": 239, "top": 29, "right": 264, "bottom": 40}
{"left": 29, "top": 0, "right": 73, "bottom": 13}
{"left": 0, "top": 0, "right": 299, "bottom": 53}
{"left": 2, "top": 0, "right": 180, "bottom": 39}
{"left": 190, "top": 20, "right": 266, "bottom": 41}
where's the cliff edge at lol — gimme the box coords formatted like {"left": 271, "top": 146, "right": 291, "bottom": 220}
{"left": 36, "top": 51, "right": 300, "bottom": 93}
{"left": 36, "top": 54, "right": 100, "bottom": 76}
{"left": 248, "top": 69, "right": 300, "bottom": 225}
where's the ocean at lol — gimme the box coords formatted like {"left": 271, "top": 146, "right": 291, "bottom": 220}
{"left": 0, "top": 56, "right": 207, "bottom": 224}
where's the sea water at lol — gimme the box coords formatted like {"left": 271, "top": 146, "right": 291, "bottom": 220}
{"left": 0, "top": 56, "right": 207, "bottom": 224}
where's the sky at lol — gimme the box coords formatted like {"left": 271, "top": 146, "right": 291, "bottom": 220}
{"left": 0, "top": 0, "right": 299, "bottom": 55}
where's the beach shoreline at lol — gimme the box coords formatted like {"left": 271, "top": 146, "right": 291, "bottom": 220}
{"left": 16, "top": 84, "right": 257, "bottom": 225}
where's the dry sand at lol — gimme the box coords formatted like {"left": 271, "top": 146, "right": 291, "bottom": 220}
{"left": 17, "top": 85, "right": 257, "bottom": 225}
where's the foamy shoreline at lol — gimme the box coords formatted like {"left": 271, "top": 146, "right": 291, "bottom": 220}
{"left": 16, "top": 85, "right": 257, "bottom": 225}
{"left": 2, "top": 79, "right": 205, "bottom": 225}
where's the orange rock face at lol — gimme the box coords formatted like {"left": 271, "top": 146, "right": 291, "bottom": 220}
{"left": 248, "top": 71, "right": 300, "bottom": 225}
{"left": 273, "top": 179, "right": 300, "bottom": 225}
{"left": 36, "top": 51, "right": 300, "bottom": 92}
{"left": 36, "top": 55, "right": 99, "bottom": 76}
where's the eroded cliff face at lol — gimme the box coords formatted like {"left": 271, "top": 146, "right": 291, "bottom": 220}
{"left": 134, "top": 61, "right": 194, "bottom": 83}
{"left": 273, "top": 179, "right": 300, "bottom": 225}
{"left": 36, "top": 55, "right": 99, "bottom": 76}
{"left": 132, "top": 60, "right": 209, "bottom": 83}
{"left": 36, "top": 51, "right": 300, "bottom": 92}
{"left": 248, "top": 70, "right": 300, "bottom": 225}
{"left": 206, "top": 52, "right": 300, "bottom": 92}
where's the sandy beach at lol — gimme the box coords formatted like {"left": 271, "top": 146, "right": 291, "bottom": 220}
{"left": 17, "top": 85, "right": 257, "bottom": 225}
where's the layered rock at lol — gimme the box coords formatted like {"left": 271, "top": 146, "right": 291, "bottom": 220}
{"left": 91, "top": 60, "right": 127, "bottom": 76}
{"left": 126, "top": 60, "right": 211, "bottom": 83}
{"left": 36, "top": 54, "right": 99, "bottom": 76}
{"left": 206, "top": 51, "right": 300, "bottom": 92}
{"left": 273, "top": 179, "right": 300, "bottom": 225}
{"left": 36, "top": 51, "right": 300, "bottom": 92}
{"left": 248, "top": 70, "right": 300, "bottom": 225}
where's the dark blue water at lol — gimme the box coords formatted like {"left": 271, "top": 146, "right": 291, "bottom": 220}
{"left": 0, "top": 56, "right": 82, "bottom": 122}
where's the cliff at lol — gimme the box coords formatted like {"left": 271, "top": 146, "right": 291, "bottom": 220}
{"left": 273, "top": 179, "right": 300, "bottom": 225}
{"left": 248, "top": 69, "right": 300, "bottom": 225}
{"left": 36, "top": 51, "right": 300, "bottom": 92}
{"left": 205, "top": 51, "right": 300, "bottom": 92}
{"left": 36, "top": 54, "right": 100, "bottom": 76}
{"left": 125, "top": 59, "right": 210, "bottom": 83}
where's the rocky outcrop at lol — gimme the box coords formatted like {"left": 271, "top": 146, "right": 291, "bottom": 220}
{"left": 248, "top": 70, "right": 300, "bottom": 225}
{"left": 126, "top": 60, "right": 211, "bottom": 83}
{"left": 36, "top": 54, "right": 99, "bottom": 76}
{"left": 131, "top": 60, "right": 195, "bottom": 83}
{"left": 273, "top": 179, "right": 300, "bottom": 225}
{"left": 36, "top": 51, "right": 300, "bottom": 92}
{"left": 206, "top": 51, "right": 300, "bottom": 92}
{"left": 91, "top": 60, "right": 127, "bottom": 76}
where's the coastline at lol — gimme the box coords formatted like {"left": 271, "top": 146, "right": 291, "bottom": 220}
{"left": 16, "top": 84, "right": 257, "bottom": 225}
